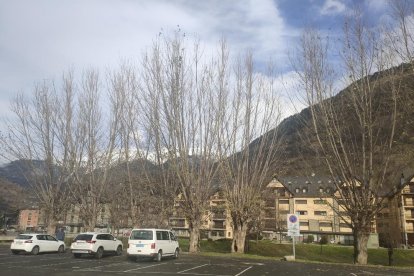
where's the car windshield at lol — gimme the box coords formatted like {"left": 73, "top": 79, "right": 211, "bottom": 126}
{"left": 15, "top": 235, "right": 32, "bottom": 240}
{"left": 130, "top": 230, "right": 153, "bottom": 240}
{"left": 74, "top": 234, "right": 93, "bottom": 241}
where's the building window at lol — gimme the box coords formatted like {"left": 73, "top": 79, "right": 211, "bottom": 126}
{"left": 314, "top": 199, "right": 327, "bottom": 204}
{"left": 279, "top": 200, "right": 289, "bottom": 204}
{"left": 295, "top": 188, "right": 300, "bottom": 193}
{"left": 319, "top": 222, "right": 332, "bottom": 227}
{"left": 314, "top": 211, "right": 327, "bottom": 216}
{"left": 295, "top": 200, "right": 307, "bottom": 204}
{"left": 300, "top": 221, "right": 309, "bottom": 226}
{"left": 297, "top": 211, "right": 307, "bottom": 215}
{"left": 302, "top": 188, "right": 307, "bottom": 193}
{"left": 340, "top": 223, "right": 349, "bottom": 229}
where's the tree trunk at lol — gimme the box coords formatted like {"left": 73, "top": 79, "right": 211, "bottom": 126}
{"left": 232, "top": 223, "right": 248, "bottom": 253}
{"left": 46, "top": 216, "right": 57, "bottom": 235}
{"left": 84, "top": 215, "right": 97, "bottom": 232}
{"left": 188, "top": 226, "right": 200, "bottom": 253}
{"left": 354, "top": 228, "right": 370, "bottom": 265}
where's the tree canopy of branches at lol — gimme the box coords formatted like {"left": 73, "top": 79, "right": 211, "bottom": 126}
{"left": 139, "top": 35, "right": 231, "bottom": 253}
{"left": 218, "top": 54, "right": 282, "bottom": 253}
{"left": 1, "top": 81, "right": 73, "bottom": 234}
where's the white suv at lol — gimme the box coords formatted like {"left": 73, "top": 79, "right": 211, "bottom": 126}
{"left": 70, "top": 232, "right": 123, "bottom": 259}
{"left": 127, "top": 229, "right": 179, "bottom": 261}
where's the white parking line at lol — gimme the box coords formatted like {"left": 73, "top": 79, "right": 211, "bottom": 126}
{"left": 123, "top": 263, "right": 166, "bottom": 272}
{"left": 234, "top": 266, "right": 252, "bottom": 276}
{"left": 177, "top": 264, "right": 209, "bottom": 274}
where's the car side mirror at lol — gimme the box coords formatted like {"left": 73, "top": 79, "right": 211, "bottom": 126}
{"left": 114, "top": 238, "right": 117, "bottom": 241}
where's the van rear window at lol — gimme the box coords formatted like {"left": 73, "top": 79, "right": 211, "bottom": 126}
{"left": 130, "top": 230, "right": 153, "bottom": 240}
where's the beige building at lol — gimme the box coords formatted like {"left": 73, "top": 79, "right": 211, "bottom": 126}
{"left": 169, "top": 191, "right": 233, "bottom": 240}
{"left": 262, "top": 177, "right": 354, "bottom": 244}
{"left": 376, "top": 176, "right": 414, "bottom": 247}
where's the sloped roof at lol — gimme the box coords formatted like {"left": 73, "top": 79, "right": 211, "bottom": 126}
{"left": 276, "top": 174, "right": 337, "bottom": 198}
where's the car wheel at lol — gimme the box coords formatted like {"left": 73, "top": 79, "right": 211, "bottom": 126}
{"left": 58, "top": 245, "right": 65, "bottom": 253}
{"left": 11, "top": 250, "right": 19, "bottom": 255}
{"left": 73, "top": 253, "right": 81, "bottom": 258}
{"left": 174, "top": 248, "right": 179, "bottom": 259}
{"left": 95, "top": 247, "right": 104, "bottom": 259}
{"left": 31, "top": 246, "right": 39, "bottom": 255}
{"left": 116, "top": 245, "right": 122, "bottom": 256}
{"left": 154, "top": 250, "right": 162, "bottom": 262}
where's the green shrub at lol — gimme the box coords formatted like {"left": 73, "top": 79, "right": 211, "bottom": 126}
{"left": 306, "top": 235, "right": 314, "bottom": 243}
{"left": 320, "top": 235, "right": 328, "bottom": 245}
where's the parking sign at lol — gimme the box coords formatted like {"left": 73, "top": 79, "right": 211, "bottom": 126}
{"left": 287, "top": 214, "right": 300, "bottom": 236}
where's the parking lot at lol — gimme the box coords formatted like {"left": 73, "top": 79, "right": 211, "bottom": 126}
{"left": 0, "top": 245, "right": 413, "bottom": 276}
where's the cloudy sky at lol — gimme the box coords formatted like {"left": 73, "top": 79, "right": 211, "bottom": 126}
{"left": 0, "top": 0, "right": 391, "bottom": 123}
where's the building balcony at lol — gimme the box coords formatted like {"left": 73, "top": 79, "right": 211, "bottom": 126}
{"left": 211, "top": 213, "right": 226, "bottom": 220}
{"left": 211, "top": 224, "right": 225, "bottom": 229}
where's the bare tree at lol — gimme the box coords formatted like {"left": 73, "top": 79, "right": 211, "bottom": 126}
{"left": 387, "top": 0, "right": 414, "bottom": 65}
{"left": 67, "top": 69, "right": 119, "bottom": 231}
{"left": 219, "top": 54, "right": 282, "bottom": 253}
{"left": 292, "top": 10, "right": 405, "bottom": 263}
{"left": 140, "top": 34, "right": 228, "bottom": 253}
{"left": 0, "top": 77, "right": 75, "bottom": 234}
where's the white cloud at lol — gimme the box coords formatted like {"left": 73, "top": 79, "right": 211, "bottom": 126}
{"left": 0, "top": 0, "right": 295, "bottom": 124}
{"left": 320, "top": 0, "right": 346, "bottom": 16}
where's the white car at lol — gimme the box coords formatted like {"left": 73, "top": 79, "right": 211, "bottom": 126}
{"left": 127, "top": 229, "right": 179, "bottom": 261}
{"left": 70, "top": 232, "right": 123, "bottom": 259}
{"left": 10, "top": 233, "right": 65, "bottom": 255}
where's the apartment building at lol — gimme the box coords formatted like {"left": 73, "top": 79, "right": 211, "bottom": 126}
{"left": 262, "top": 177, "right": 354, "bottom": 245}
{"left": 376, "top": 177, "right": 414, "bottom": 247}
{"left": 169, "top": 191, "right": 233, "bottom": 240}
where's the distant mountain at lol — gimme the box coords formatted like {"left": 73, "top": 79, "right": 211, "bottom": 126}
{"left": 0, "top": 159, "right": 46, "bottom": 189}
{"left": 0, "top": 177, "right": 30, "bottom": 214}
{"left": 266, "top": 62, "right": 414, "bottom": 187}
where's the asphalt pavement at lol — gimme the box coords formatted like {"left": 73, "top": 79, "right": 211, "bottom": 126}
{"left": 0, "top": 244, "right": 413, "bottom": 276}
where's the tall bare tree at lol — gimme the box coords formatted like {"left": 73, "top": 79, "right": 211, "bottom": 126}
{"left": 0, "top": 78, "right": 74, "bottom": 234}
{"left": 219, "top": 54, "right": 282, "bottom": 253}
{"left": 67, "top": 69, "right": 119, "bottom": 231}
{"left": 293, "top": 10, "right": 405, "bottom": 263}
{"left": 140, "top": 34, "right": 229, "bottom": 253}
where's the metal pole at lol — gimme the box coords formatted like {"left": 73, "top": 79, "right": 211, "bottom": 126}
{"left": 293, "top": 235, "right": 295, "bottom": 258}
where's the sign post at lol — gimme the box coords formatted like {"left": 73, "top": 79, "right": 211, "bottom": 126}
{"left": 287, "top": 213, "right": 300, "bottom": 259}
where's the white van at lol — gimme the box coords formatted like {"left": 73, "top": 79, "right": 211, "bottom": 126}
{"left": 127, "top": 229, "right": 179, "bottom": 261}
